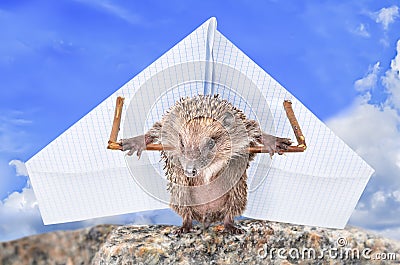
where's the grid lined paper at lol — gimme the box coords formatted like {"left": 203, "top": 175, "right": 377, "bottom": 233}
{"left": 26, "top": 17, "right": 374, "bottom": 228}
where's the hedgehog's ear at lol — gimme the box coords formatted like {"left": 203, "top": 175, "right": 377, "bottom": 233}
{"left": 221, "top": 112, "right": 234, "bottom": 128}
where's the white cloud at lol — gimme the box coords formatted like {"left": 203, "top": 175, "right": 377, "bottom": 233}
{"left": 378, "top": 227, "right": 400, "bottom": 241}
{"left": 8, "top": 160, "right": 28, "bottom": 177}
{"left": 327, "top": 39, "right": 400, "bottom": 240}
{"left": 100, "top": 2, "right": 141, "bottom": 25}
{"left": 0, "top": 113, "right": 32, "bottom": 154}
{"left": 382, "top": 40, "right": 400, "bottom": 109}
{"left": 371, "top": 191, "right": 386, "bottom": 209}
{"left": 353, "top": 23, "right": 370, "bottom": 38}
{"left": 73, "top": 0, "right": 141, "bottom": 25}
{"left": 391, "top": 190, "right": 400, "bottom": 202}
{"left": 354, "top": 62, "right": 380, "bottom": 92}
{"left": 374, "top": 5, "right": 399, "bottom": 30}
{"left": 379, "top": 37, "right": 390, "bottom": 48}
{"left": 1, "top": 187, "right": 38, "bottom": 210}
{"left": 327, "top": 99, "right": 400, "bottom": 183}
{"left": 0, "top": 187, "right": 41, "bottom": 241}
{"left": 328, "top": 40, "right": 400, "bottom": 181}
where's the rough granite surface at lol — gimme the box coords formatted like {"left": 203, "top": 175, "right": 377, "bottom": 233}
{"left": 0, "top": 224, "right": 115, "bottom": 265}
{"left": 1, "top": 220, "right": 399, "bottom": 265}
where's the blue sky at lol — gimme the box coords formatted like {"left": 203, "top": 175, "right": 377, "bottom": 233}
{"left": 1, "top": 0, "right": 400, "bottom": 242}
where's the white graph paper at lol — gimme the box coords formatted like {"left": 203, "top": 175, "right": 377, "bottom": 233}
{"left": 26, "top": 17, "right": 374, "bottom": 228}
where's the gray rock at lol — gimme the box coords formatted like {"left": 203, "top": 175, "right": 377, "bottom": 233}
{"left": 0, "top": 225, "right": 115, "bottom": 265}
{"left": 1, "top": 220, "right": 399, "bottom": 265}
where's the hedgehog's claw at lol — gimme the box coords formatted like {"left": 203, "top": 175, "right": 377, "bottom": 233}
{"left": 174, "top": 224, "right": 192, "bottom": 235}
{"left": 261, "top": 133, "right": 292, "bottom": 156}
{"left": 223, "top": 216, "right": 244, "bottom": 234}
{"left": 121, "top": 136, "right": 146, "bottom": 158}
{"left": 224, "top": 223, "right": 244, "bottom": 234}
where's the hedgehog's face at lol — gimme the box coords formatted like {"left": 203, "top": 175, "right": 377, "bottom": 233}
{"left": 177, "top": 116, "right": 233, "bottom": 178}
{"left": 178, "top": 135, "right": 217, "bottom": 177}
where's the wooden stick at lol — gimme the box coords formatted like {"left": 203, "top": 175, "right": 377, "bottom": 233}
{"left": 107, "top": 96, "right": 124, "bottom": 149}
{"left": 107, "top": 143, "right": 305, "bottom": 153}
{"left": 283, "top": 100, "right": 306, "bottom": 149}
{"left": 107, "top": 97, "right": 307, "bottom": 153}
{"left": 248, "top": 145, "right": 306, "bottom": 153}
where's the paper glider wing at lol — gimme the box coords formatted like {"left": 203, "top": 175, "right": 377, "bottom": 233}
{"left": 25, "top": 17, "right": 374, "bottom": 228}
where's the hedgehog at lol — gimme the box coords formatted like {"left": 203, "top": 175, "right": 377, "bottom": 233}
{"left": 121, "top": 95, "right": 291, "bottom": 234}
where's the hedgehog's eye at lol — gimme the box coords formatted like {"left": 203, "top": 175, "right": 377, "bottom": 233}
{"left": 207, "top": 138, "right": 215, "bottom": 149}
{"left": 179, "top": 134, "right": 184, "bottom": 149}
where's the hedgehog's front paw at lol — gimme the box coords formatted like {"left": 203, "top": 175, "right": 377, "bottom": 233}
{"left": 261, "top": 133, "right": 292, "bottom": 156}
{"left": 121, "top": 135, "right": 146, "bottom": 158}
{"left": 173, "top": 224, "right": 193, "bottom": 235}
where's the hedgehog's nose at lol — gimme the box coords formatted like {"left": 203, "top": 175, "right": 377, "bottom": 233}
{"left": 184, "top": 165, "right": 197, "bottom": 177}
